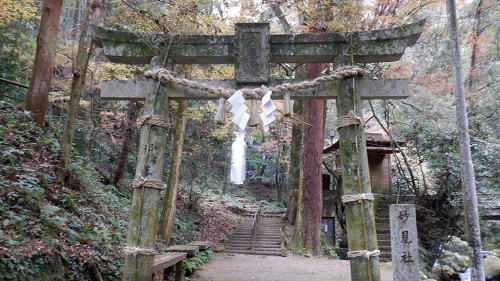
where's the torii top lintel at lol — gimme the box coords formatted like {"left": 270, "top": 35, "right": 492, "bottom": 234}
{"left": 91, "top": 20, "right": 425, "bottom": 71}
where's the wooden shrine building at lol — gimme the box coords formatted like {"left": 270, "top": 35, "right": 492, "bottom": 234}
{"left": 324, "top": 132, "right": 404, "bottom": 193}
{"left": 322, "top": 132, "right": 406, "bottom": 261}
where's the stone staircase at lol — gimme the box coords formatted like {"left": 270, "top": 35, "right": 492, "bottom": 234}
{"left": 225, "top": 203, "right": 284, "bottom": 256}
{"left": 375, "top": 195, "right": 416, "bottom": 261}
{"left": 375, "top": 196, "right": 393, "bottom": 262}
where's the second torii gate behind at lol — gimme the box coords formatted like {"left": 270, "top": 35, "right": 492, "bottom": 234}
{"left": 92, "top": 21, "right": 424, "bottom": 281}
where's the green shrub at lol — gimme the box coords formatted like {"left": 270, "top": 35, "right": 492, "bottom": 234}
{"left": 182, "top": 250, "right": 213, "bottom": 275}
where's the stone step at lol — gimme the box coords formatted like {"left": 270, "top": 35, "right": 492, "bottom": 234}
{"left": 377, "top": 230, "right": 391, "bottom": 235}
{"left": 378, "top": 245, "right": 391, "bottom": 251}
{"left": 257, "top": 232, "right": 281, "bottom": 235}
{"left": 233, "top": 229, "right": 280, "bottom": 232}
{"left": 226, "top": 243, "right": 281, "bottom": 248}
{"left": 225, "top": 249, "right": 283, "bottom": 256}
{"left": 376, "top": 223, "right": 390, "bottom": 230}
{"left": 230, "top": 239, "right": 281, "bottom": 243}
{"left": 229, "top": 238, "right": 281, "bottom": 243}
{"left": 233, "top": 230, "right": 280, "bottom": 234}
{"left": 229, "top": 242, "right": 281, "bottom": 247}
{"left": 378, "top": 240, "right": 392, "bottom": 247}
{"left": 228, "top": 240, "right": 281, "bottom": 245}
{"left": 236, "top": 226, "right": 280, "bottom": 229}
{"left": 231, "top": 235, "right": 281, "bottom": 239}
{"left": 377, "top": 234, "right": 391, "bottom": 240}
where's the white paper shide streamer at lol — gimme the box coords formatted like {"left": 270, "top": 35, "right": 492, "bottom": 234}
{"left": 259, "top": 86, "right": 276, "bottom": 132}
{"left": 228, "top": 90, "right": 249, "bottom": 131}
{"left": 230, "top": 130, "right": 246, "bottom": 184}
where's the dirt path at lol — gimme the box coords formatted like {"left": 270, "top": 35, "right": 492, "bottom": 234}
{"left": 188, "top": 253, "right": 394, "bottom": 281}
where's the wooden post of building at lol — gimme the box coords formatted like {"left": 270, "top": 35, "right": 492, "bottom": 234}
{"left": 336, "top": 57, "right": 381, "bottom": 281}
{"left": 122, "top": 58, "right": 171, "bottom": 281}
{"left": 390, "top": 204, "right": 420, "bottom": 281}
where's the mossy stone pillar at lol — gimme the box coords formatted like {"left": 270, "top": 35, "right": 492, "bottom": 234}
{"left": 122, "top": 58, "right": 171, "bottom": 281}
{"left": 336, "top": 58, "right": 381, "bottom": 281}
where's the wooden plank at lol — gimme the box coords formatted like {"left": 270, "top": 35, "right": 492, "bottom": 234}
{"left": 187, "top": 241, "right": 213, "bottom": 250}
{"left": 151, "top": 252, "right": 187, "bottom": 274}
{"left": 100, "top": 77, "right": 409, "bottom": 101}
{"left": 91, "top": 20, "right": 425, "bottom": 65}
{"left": 166, "top": 245, "right": 200, "bottom": 257}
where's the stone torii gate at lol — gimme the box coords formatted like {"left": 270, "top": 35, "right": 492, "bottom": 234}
{"left": 91, "top": 21, "right": 424, "bottom": 281}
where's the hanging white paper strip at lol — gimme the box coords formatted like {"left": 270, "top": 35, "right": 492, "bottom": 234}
{"left": 230, "top": 130, "right": 246, "bottom": 184}
{"left": 260, "top": 86, "right": 276, "bottom": 132}
{"left": 228, "top": 90, "right": 244, "bottom": 106}
{"left": 229, "top": 90, "right": 249, "bottom": 130}
{"left": 261, "top": 91, "right": 276, "bottom": 115}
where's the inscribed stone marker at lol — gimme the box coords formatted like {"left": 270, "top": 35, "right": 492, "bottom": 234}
{"left": 390, "top": 204, "right": 420, "bottom": 281}
{"left": 235, "top": 23, "right": 270, "bottom": 84}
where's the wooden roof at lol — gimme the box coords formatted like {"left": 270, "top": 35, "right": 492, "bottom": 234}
{"left": 323, "top": 133, "right": 404, "bottom": 154}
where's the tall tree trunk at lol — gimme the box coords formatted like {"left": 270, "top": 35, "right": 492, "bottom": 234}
{"left": 291, "top": 64, "right": 324, "bottom": 256}
{"left": 59, "top": 0, "right": 95, "bottom": 174}
{"left": 113, "top": 101, "right": 142, "bottom": 186}
{"left": 84, "top": 54, "right": 99, "bottom": 158}
{"left": 158, "top": 100, "right": 187, "bottom": 244}
{"left": 447, "top": 1, "right": 485, "bottom": 280}
{"left": 467, "top": 0, "right": 483, "bottom": 91}
{"left": 268, "top": 2, "right": 291, "bottom": 32}
{"left": 286, "top": 101, "right": 303, "bottom": 225}
{"left": 25, "top": 0, "right": 63, "bottom": 127}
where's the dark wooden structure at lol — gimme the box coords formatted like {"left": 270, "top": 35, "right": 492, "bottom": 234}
{"left": 324, "top": 132, "right": 402, "bottom": 194}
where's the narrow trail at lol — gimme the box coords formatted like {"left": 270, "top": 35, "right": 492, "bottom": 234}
{"left": 188, "top": 253, "right": 394, "bottom": 281}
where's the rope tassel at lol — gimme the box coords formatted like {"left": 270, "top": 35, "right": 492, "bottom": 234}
{"left": 283, "top": 93, "right": 291, "bottom": 117}
{"left": 249, "top": 100, "right": 260, "bottom": 127}
{"left": 215, "top": 97, "right": 226, "bottom": 125}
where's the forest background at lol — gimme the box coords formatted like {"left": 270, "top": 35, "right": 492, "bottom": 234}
{"left": 0, "top": 0, "right": 498, "bottom": 280}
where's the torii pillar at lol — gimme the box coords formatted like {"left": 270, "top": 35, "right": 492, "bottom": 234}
{"left": 92, "top": 20, "right": 424, "bottom": 281}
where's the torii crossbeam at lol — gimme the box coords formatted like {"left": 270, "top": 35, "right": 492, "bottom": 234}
{"left": 91, "top": 21, "right": 424, "bottom": 281}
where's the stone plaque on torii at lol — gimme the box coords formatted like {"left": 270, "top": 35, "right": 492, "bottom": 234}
{"left": 91, "top": 20, "right": 424, "bottom": 281}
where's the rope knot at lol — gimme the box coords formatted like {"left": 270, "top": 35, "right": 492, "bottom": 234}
{"left": 123, "top": 246, "right": 156, "bottom": 257}
{"left": 341, "top": 193, "right": 374, "bottom": 204}
{"left": 136, "top": 115, "right": 170, "bottom": 129}
{"left": 337, "top": 111, "right": 361, "bottom": 129}
{"left": 347, "top": 250, "right": 380, "bottom": 259}
{"left": 131, "top": 177, "right": 164, "bottom": 189}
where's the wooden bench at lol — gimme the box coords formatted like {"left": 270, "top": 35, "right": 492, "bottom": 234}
{"left": 151, "top": 252, "right": 186, "bottom": 281}
{"left": 166, "top": 245, "right": 199, "bottom": 257}
{"left": 187, "top": 241, "right": 213, "bottom": 251}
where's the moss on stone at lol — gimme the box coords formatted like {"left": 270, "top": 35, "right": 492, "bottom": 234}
{"left": 484, "top": 255, "right": 500, "bottom": 280}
